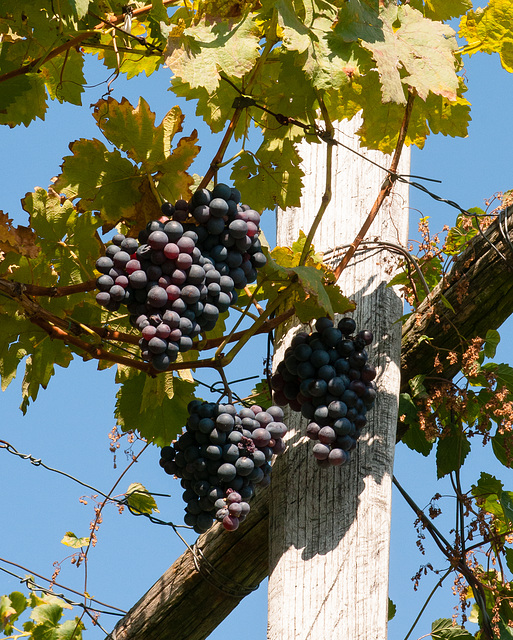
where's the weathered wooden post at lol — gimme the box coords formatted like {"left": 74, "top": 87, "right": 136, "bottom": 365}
{"left": 268, "top": 115, "right": 410, "bottom": 640}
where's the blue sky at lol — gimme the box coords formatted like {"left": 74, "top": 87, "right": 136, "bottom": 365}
{"left": 1, "top": 8, "right": 513, "bottom": 640}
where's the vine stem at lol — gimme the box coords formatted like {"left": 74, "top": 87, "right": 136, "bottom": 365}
{"left": 0, "top": 557, "right": 126, "bottom": 614}
{"left": 81, "top": 442, "right": 151, "bottom": 598}
{"left": 0, "top": 32, "right": 97, "bottom": 85}
{"left": 299, "top": 93, "right": 334, "bottom": 266}
{"left": 214, "top": 281, "right": 265, "bottom": 359}
{"left": 402, "top": 567, "right": 452, "bottom": 640}
{"left": 222, "top": 282, "right": 297, "bottom": 365}
{"left": 393, "top": 475, "right": 495, "bottom": 640}
{"left": 198, "top": 9, "right": 279, "bottom": 189}
{"left": 333, "top": 91, "right": 416, "bottom": 280}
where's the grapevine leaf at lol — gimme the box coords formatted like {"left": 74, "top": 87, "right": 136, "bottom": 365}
{"left": 0, "top": 73, "right": 47, "bottom": 127}
{"left": 164, "top": 13, "right": 261, "bottom": 92}
{"left": 1, "top": 596, "right": 18, "bottom": 633}
{"left": 409, "top": 374, "right": 427, "bottom": 398}
{"left": 500, "top": 491, "right": 513, "bottom": 525}
{"left": 0, "top": 211, "right": 39, "bottom": 259}
{"left": 421, "top": 0, "right": 472, "bottom": 22}
{"left": 492, "top": 429, "right": 513, "bottom": 468}
{"left": 484, "top": 329, "right": 501, "bottom": 359}
{"left": 52, "top": 618, "right": 85, "bottom": 640}
{"left": 20, "top": 336, "right": 74, "bottom": 414}
{"left": 399, "top": 393, "right": 434, "bottom": 455}
{"left": 388, "top": 598, "right": 396, "bottom": 621}
{"left": 471, "top": 472, "right": 504, "bottom": 516}
{"left": 30, "top": 602, "right": 63, "bottom": 627}
{"left": 249, "top": 379, "right": 273, "bottom": 408}
{"left": 361, "top": 5, "right": 459, "bottom": 104}
{"left": 41, "top": 47, "right": 85, "bottom": 106}
{"left": 65, "top": 0, "right": 91, "bottom": 20}
{"left": 115, "top": 370, "right": 197, "bottom": 446}
{"left": 125, "top": 482, "right": 159, "bottom": 515}
{"left": 92, "top": 97, "right": 186, "bottom": 166}
{"left": 436, "top": 427, "right": 471, "bottom": 478}
{"left": 153, "top": 130, "right": 201, "bottom": 203}
{"left": 0, "top": 592, "right": 27, "bottom": 634}
{"left": 22, "top": 188, "right": 75, "bottom": 245}
{"left": 53, "top": 138, "right": 142, "bottom": 226}
{"left": 0, "top": 310, "right": 32, "bottom": 391}
{"left": 459, "top": 0, "right": 513, "bottom": 70}
{"left": 170, "top": 77, "right": 238, "bottom": 133}
{"left": 431, "top": 618, "right": 474, "bottom": 639}
{"left": 230, "top": 139, "right": 304, "bottom": 211}
{"left": 505, "top": 547, "right": 513, "bottom": 574}
{"left": 60, "top": 531, "right": 90, "bottom": 548}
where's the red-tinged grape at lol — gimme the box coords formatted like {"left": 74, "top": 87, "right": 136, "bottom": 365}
{"left": 222, "top": 515, "right": 240, "bottom": 531}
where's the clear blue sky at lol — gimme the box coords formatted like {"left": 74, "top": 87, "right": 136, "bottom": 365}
{"left": 1, "top": 7, "right": 513, "bottom": 640}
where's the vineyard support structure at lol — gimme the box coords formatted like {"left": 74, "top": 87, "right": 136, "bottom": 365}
{"left": 268, "top": 115, "right": 410, "bottom": 640}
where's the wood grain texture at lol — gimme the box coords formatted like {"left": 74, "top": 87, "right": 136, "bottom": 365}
{"left": 401, "top": 207, "right": 513, "bottom": 390}
{"left": 268, "top": 117, "right": 410, "bottom": 640}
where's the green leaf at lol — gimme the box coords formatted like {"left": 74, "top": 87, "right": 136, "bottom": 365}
{"left": 431, "top": 618, "right": 475, "bottom": 639}
{"left": 500, "top": 491, "right": 513, "bottom": 526}
{"left": 65, "top": 0, "right": 90, "bottom": 20}
{"left": 409, "top": 374, "right": 427, "bottom": 398}
{"left": 440, "top": 293, "right": 455, "bottom": 313}
{"left": 484, "top": 329, "right": 501, "bottom": 359}
{"left": 436, "top": 426, "right": 471, "bottom": 478}
{"left": 60, "top": 531, "right": 90, "bottom": 548}
{"left": 20, "top": 337, "right": 74, "bottom": 414}
{"left": 41, "top": 47, "right": 85, "bottom": 106}
{"left": 115, "top": 369, "right": 197, "bottom": 446}
{"left": 125, "top": 482, "right": 159, "bottom": 515}
{"left": 30, "top": 602, "right": 63, "bottom": 627}
{"left": 230, "top": 138, "right": 305, "bottom": 212}
{"left": 0, "top": 591, "right": 27, "bottom": 634}
{"left": 165, "top": 13, "right": 261, "bottom": 92}
{"left": 424, "top": 0, "right": 472, "bottom": 22}
{"left": 249, "top": 379, "right": 273, "bottom": 408}
{"left": 399, "top": 393, "right": 434, "bottom": 455}
{"left": 361, "top": 5, "right": 459, "bottom": 104}
{"left": 92, "top": 97, "right": 186, "bottom": 166}
{"left": 388, "top": 598, "right": 396, "bottom": 621}
{"left": 0, "top": 73, "right": 47, "bottom": 127}
{"left": 22, "top": 188, "right": 75, "bottom": 246}
{"left": 472, "top": 472, "right": 504, "bottom": 516}
{"left": 505, "top": 547, "right": 513, "bottom": 574}
{"left": 53, "top": 138, "right": 142, "bottom": 226}
{"left": 492, "top": 429, "right": 513, "bottom": 468}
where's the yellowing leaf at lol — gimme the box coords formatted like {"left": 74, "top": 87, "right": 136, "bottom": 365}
{"left": 459, "top": 0, "right": 513, "bottom": 71}
{"left": 125, "top": 482, "right": 159, "bottom": 515}
{"left": 60, "top": 531, "right": 90, "bottom": 548}
{"left": 164, "top": 13, "right": 261, "bottom": 92}
{"left": 93, "top": 97, "right": 186, "bottom": 166}
{"left": 0, "top": 211, "right": 39, "bottom": 259}
{"left": 362, "top": 5, "right": 459, "bottom": 103}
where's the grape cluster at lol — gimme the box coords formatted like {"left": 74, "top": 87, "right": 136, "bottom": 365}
{"left": 271, "top": 317, "right": 376, "bottom": 467}
{"left": 159, "top": 401, "right": 287, "bottom": 533}
{"left": 94, "top": 184, "right": 267, "bottom": 370}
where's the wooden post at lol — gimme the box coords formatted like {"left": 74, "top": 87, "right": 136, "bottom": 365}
{"left": 268, "top": 116, "right": 410, "bottom": 640}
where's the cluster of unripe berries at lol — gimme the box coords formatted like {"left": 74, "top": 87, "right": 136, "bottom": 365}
{"left": 94, "top": 184, "right": 267, "bottom": 370}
